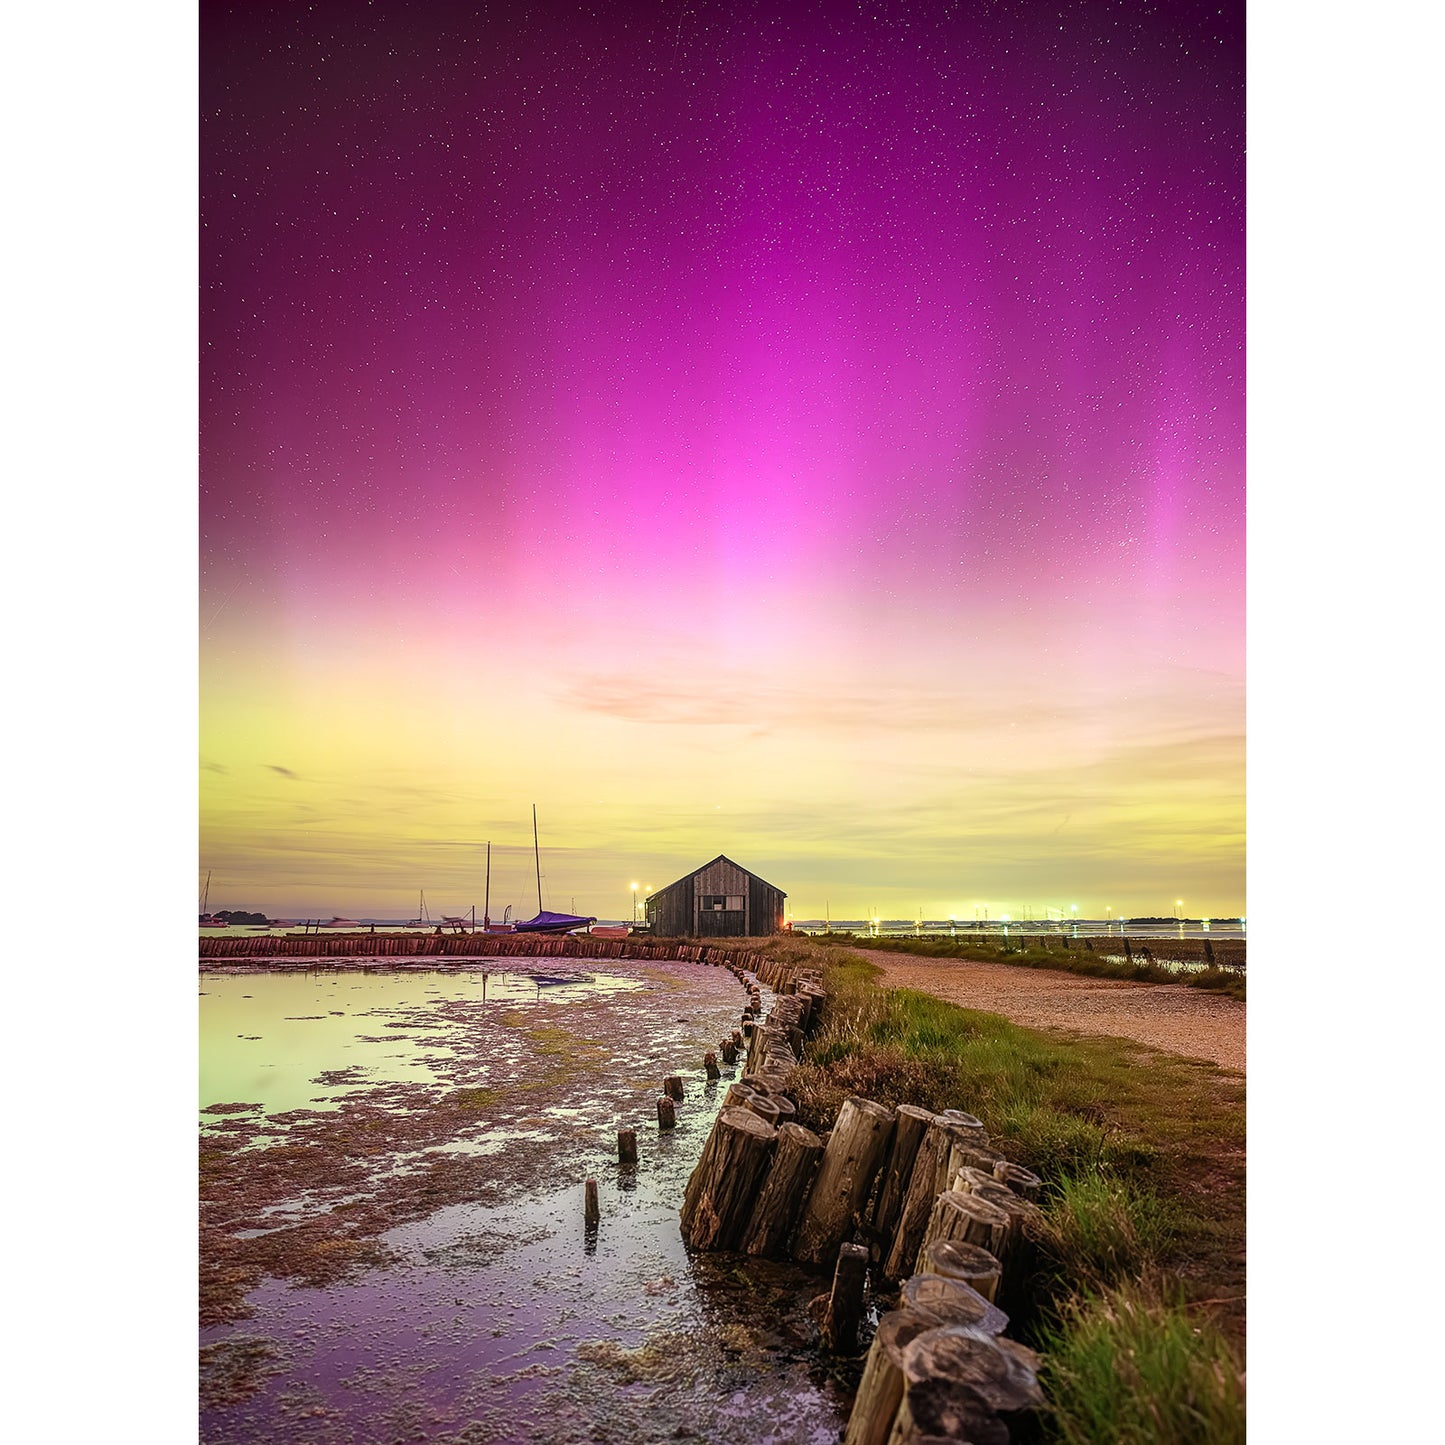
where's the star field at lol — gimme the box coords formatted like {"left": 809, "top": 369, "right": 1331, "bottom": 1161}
{"left": 201, "top": 0, "right": 1244, "bottom": 919}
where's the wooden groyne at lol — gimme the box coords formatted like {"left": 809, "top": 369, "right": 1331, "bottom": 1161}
{"left": 678, "top": 959, "right": 1050, "bottom": 1444}
{"left": 199, "top": 933, "right": 779, "bottom": 968}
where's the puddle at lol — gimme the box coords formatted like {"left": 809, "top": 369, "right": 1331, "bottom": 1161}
{"left": 200, "top": 960, "right": 854, "bottom": 1443}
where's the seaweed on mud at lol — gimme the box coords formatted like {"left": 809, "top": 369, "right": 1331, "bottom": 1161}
{"left": 199, "top": 1335, "right": 284, "bottom": 1407}
{"left": 422, "top": 1221, "right": 550, "bottom": 1269}
{"left": 449, "top": 1086, "right": 500, "bottom": 1110}
{"left": 199, "top": 977, "right": 684, "bottom": 1327}
{"left": 575, "top": 1332, "right": 703, "bottom": 1387}
{"left": 197, "top": 960, "right": 822, "bottom": 1444}
{"left": 311, "top": 1067, "right": 369, "bottom": 1087}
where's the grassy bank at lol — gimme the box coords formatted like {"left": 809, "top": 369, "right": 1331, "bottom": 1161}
{"left": 780, "top": 944, "right": 1245, "bottom": 1443}
{"left": 829, "top": 933, "right": 1246, "bottom": 1001}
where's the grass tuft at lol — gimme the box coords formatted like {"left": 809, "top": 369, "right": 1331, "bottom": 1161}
{"left": 1039, "top": 1173, "right": 1182, "bottom": 1287}
{"left": 1039, "top": 1281, "right": 1245, "bottom": 1445}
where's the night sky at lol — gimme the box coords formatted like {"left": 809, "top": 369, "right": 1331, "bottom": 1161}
{"left": 200, "top": 0, "right": 1244, "bottom": 921}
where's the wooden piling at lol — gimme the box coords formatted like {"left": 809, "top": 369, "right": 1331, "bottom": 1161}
{"left": 869, "top": 1104, "right": 934, "bottom": 1256}
{"left": 899, "top": 1272, "right": 1007, "bottom": 1336}
{"left": 704, "top": 1051, "right": 720, "bottom": 1080}
{"left": 678, "top": 1107, "right": 778, "bottom": 1251}
{"left": 792, "top": 1096, "right": 896, "bottom": 1271}
{"left": 940, "top": 1109, "right": 987, "bottom": 1138}
{"left": 948, "top": 1167, "right": 1017, "bottom": 1212}
{"left": 841, "top": 1311, "right": 941, "bottom": 1445}
{"left": 813, "top": 1241, "right": 870, "bottom": 1353}
{"left": 768, "top": 1094, "right": 797, "bottom": 1124}
{"left": 893, "top": 1327, "right": 1042, "bottom": 1443}
{"left": 657, "top": 1096, "right": 676, "bottom": 1130}
{"left": 741, "top": 1121, "right": 824, "bottom": 1258}
{"left": 664, "top": 1075, "right": 684, "bottom": 1102}
{"left": 883, "top": 1118, "right": 971, "bottom": 1281}
{"left": 747, "top": 1096, "right": 782, "bottom": 1127}
{"left": 991, "top": 1161, "right": 1042, "bottom": 1201}
{"left": 918, "top": 1238, "right": 1003, "bottom": 1304}
{"left": 916, "top": 1190, "right": 1010, "bottom": 1271}
{"left": 617, "top": 1128, "right": 638, "bottom": 1166}
{"left": 584, "top": 1177, "right": 600, "bottom": 1225}
{"left": 944, "top": 1135, "right": 1006, "bottom": 1184}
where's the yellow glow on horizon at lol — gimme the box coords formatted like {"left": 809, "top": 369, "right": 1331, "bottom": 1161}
{"left": 201, "top": 639, "right": 1244, "bottom": 917}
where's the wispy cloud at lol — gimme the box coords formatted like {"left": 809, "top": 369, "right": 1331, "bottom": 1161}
{"left": 560, "top": 673, "right": 1081, "bottom": 734}
{"left": 266, "top": 764, "right": 301, "bottom": 780}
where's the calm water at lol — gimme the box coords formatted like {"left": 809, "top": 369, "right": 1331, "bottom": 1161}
{"left": 199, "top": 963, "right": 851, "bottom": 1445}
{"left": 200, "top": 970, "right": 642, "bottom": 1119}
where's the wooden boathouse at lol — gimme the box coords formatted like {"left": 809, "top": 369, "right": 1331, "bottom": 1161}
{"left": 643, "top": 855, "right": 787, "bottom": 937}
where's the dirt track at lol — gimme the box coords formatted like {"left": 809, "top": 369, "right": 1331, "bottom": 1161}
{"left": 855, "top": 950, "right": 1245, "bottom": 1073}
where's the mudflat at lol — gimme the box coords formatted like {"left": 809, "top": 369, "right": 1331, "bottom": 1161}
{"left": 853, "top": 949, "right": 1245, "bottom": 1073}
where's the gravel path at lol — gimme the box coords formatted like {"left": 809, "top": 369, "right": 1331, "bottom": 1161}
{"left": 855, "top": 950, "right": 1245, "bottom": 1073}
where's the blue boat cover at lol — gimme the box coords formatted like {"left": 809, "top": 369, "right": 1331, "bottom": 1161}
{"left": 512, "top": 910, "right": 598, "bottom": 933}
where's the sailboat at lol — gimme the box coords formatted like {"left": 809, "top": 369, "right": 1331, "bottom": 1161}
{"left": 199, "top": 870, "right": 228, "bottom": 927}
{"left": 479, "top": 842, "right": 514, "bottom": 933}
{"left": 512, "top": 806, "right": 597, "bottom": 934}
{"left": 406, "top": 890, "right": 430, "bottom": 928}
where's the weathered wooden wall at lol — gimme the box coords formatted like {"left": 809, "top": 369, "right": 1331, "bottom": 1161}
{"left": 644, "top": 855, "right": 788, "bottom": 937}
{"left": 748, "top": 873, "right": 786, "bottom": 934}
{"left": 692, "top": 856, "right": 752, "bottom": 936}
{"left": 644, "top": 880, "right": 693, "bottom": 937}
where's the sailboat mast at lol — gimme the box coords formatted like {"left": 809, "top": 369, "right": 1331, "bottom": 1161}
{"left": 483, "top": 841, "right": 491, "bottom": 928}
{"left": 201, "top": 870, "right": 211, "bottom": 916}
{"left": 532, "top": 805, "right": 543, "bottom": 914}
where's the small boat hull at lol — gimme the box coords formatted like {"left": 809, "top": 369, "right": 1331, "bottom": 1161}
{"left": 513, "top": 910, "right": 597, "bottom": 935}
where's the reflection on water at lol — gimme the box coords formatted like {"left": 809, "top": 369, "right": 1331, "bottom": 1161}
{"left": 200, "top": 969, "right": 641, "bottom": 1119}
{"left": 199, "top": 961, "right": 854, "bottom": 1445}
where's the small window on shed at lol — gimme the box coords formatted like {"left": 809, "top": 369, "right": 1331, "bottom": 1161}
{"left": 702, "top": 895, "right": 726, "bottom": 911}
{"left": 726, "top": 896, "right": 743, "bottom": 910}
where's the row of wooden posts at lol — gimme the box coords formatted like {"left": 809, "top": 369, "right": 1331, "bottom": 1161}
{"left": 675, "top": 958, "right": 1049, "bottom": 1445}
{"left": 198, "top": 932, "right": 783, "bottom": 966}
{"left": 583, "top": 955, "right": 784, "bottom": 1215}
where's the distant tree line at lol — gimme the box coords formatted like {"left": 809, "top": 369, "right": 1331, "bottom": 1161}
{"left": 212, "top": 910, "right": 269, "bottom": 925}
